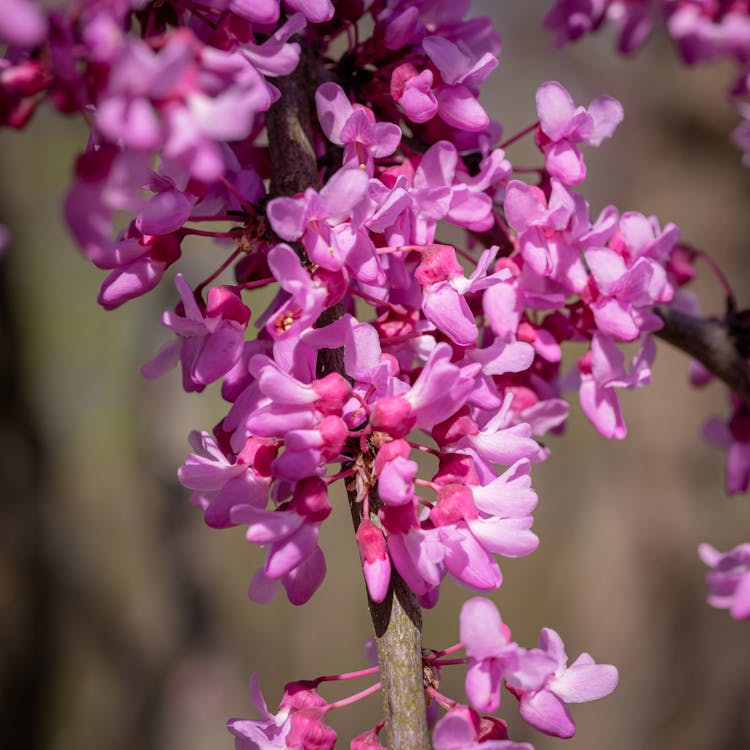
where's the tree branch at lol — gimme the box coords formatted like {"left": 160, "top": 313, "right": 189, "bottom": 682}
{"left": 655, "top": 305, "right": 750, "bottom": 402}
{"left": 266, "top": 51, "right": 430, "bottom": 749}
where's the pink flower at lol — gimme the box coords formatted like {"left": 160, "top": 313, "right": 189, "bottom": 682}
{"left": 267, "top": 168, "right": 370, "bottom": 271}
{"left": 422, "top": 34, "right": 497, "bottom": 132}
{"left": 703, "top": 394, "right": 750, "bottom": 495}
{"left": 437, "top": 396, "right": 545, "bottom": 483}
{"left": 535, "top": 81, "right": 623, "bottom": 184}
{"left": 460, "top": 597, "right": 521, "bottom": 713}
{"left": 432, "top": 705, "right": 533, "bottom": 750}
{"left": 228, "top": 674, "right": 292, "bottom": 749}
{"left": 0, "top": 0, "right": 47, "bottom": 49}
{"left": 375, "top": 439, "right": 418, "bottom": 506}
{"left": 508, "top": 627, "right": 618, "bottom": 739}
{"left": 178, "top": 431, "right": 274, "bottom": 528}
{"left": 415, "top": 244, "right": 509, "bottom": 346}
{"left": 576, "top": 334, "right": 654, "bottom": 440}
{"left": 316, "top": 82, "right": 402, "bottom": 175}
{"left": 356, "top": 518, "right": 391, "bottom": 603}
{"left": 141, "top": 274, "right": 250, "bottom": 392}
{"left": 699, "top": 542, "right": 750, "bottom": 620}
{"left": 584, "top": 247, "right": 670, "bottom": 341}
{"left": 503, "top": 179, "right": 588, "bottom": 293}
{"left": 370, "top": 343, "right": 480, "bottom": 437}
{"left": 234, "top": 478, "right": 331, "bottom": 605}
{"left": 351, "top": 727, "right": 387, "bottom": 749}
{"left": 391, "top": 63, "right": 438, "bottom": 124}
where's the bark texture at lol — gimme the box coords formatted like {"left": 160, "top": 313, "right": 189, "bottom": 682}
{"left": 655, "top": 305, "right": 750, "bottom": 401}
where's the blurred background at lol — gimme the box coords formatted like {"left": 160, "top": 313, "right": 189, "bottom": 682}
{"left": 2, "top": 2, "right": 750, "bottom": 748}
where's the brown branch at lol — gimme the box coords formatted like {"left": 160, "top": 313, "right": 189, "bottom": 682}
{"left": 266, "top": 50, "right": 430, "bottom": 749}
{"left": 655, "top": 305, "right": 750, "bottom": 401}
{"left": 348, "top": 493, "right": 431, "bottom": 750}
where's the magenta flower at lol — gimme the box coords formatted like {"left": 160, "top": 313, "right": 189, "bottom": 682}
{"left": 233, "top": 478, "right": 331, "bottom": 605}
{"left": 509, "top": 627, "right": 618, "bottom": 739}
{"left": 460, "top": 597, "right": 557, "bottom": 716}
{"left": 141, "top": 274, "right": 250, "bottom": 392}
{"left": 282, "top": 0, "right": 334, "bottom": 24}
{"left": 351, "top": 727, "right": 387, "bottom": 749}
{"left": 438, "top": 396, "right": 545, "bottom": 483}
{"left": 370, "top": 343, "right": 480, "bottom": 437}
{"left": 503, "top": 178, "right": 588, "bottom": 292}
{"left": 703, "top": 395, "right": 750, "bottom": 495}
{"left": 267, "top": 167, "right": 370, "bottom": 270}
{"left": 375, "top": 439, "right": 418, "bottom": 506}
{"left": 391, "top": 63, "right": 439, "bottom": 124}
{"left": 271, "top": 415, "right": 348, "bottom": 481}
{"left": 316, "top": 82, "right": 402, "bottom": 174}
{"left": 0, "top": 0, "right": 47, "bottom": 49}
{"left": 545, "top": 0, "right": 654, "bottom": 54}
{"left": 264, "top": 242, "right": 328, "bottom": 345}
{"left": 535, "top": 81, "right": 623, "bottom": 184}
{"left": 584, "top": 247, "right": 670, "bottom": 341}
{"left": 177, "top": 431, "right": 274, "bottom": 529}
{"left": 422, "top": 34, "right": 498, "bottom": 132}
{"left": 576, "top": 334, "right": 654, "bottom": 440}
{"left": 544, "top": 0, "right": 610, "bottom": 48}
{"left": 356, "top": 518, "right": 391, "bottom": 604}
{"left": 432, "top": 705, "right": 533, "bottom": 750}
{"left": 460, "top": 597, "right": 521, "bottom": 713}
{"left": 98, "top": 231, "right": 182, "bottom": 310}
{"left": 228, "top": 674, "right": 292, "bottom": 749}
{"left": 699, "top": 542, "right": 750, "bottom": 620}
{"left": 415, "top": 244, "right": 509, "bottom": 346}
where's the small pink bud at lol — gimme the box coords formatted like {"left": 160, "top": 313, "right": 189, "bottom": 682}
{"left": 206, "top": 285, "right": 251, "bottom": 325}
{"left": 313, "top": 373, "right": 352, "bottom": 415}
{"left": 318, "top": 415, "right": 348, "bottom": 461}
{"left": 369, "top": 396, "right": 415, "bottom": 438}
{"left": 374, "top": 438, "right": 410, "bottom": 474}
{"left": 414, "top": 244, "right": 464, "bottom": 286}
{"left": 356, "top": 519, "right": 391, "bottom": 603}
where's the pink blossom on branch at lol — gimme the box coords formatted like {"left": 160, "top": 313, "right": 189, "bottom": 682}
{"left": 10, "top": 0, "right": 741, "bottom": 744}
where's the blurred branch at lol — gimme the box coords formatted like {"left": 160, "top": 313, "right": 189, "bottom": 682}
{"left": 0, "top": 250, "right": 58, "bottom": 750}
{"left": 655, "top": 305, "right": 750, "bottom": 401}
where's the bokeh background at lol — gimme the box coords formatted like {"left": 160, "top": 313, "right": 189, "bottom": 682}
{"left": 2, "top": 2, "right": 750, "bottom": 748}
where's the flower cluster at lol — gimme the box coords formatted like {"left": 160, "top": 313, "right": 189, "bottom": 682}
{"left": 6, "top": 0, "right": 743, "bottom": 745}
{"left": 228, "top": 597, "right": 618, "bottom": 748}
{"left": 544, "top": 0, "right": 750, "bottom": 163}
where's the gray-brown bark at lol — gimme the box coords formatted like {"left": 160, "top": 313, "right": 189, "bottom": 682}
{"left": 655, "top": 306, "right": 750, "bottom": 402}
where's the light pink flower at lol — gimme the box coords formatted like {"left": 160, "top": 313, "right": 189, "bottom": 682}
{"left": 508, "top": 627, "right": 618, "bottom": 739}
{"left": 535, "top": 81, "right": 623, "bottom": 184}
